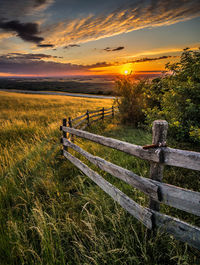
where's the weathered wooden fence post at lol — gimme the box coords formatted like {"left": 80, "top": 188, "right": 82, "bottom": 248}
{"left": 68, "top": 117, "right": 74, "bottom": 142}
{"left": 102, "top": 107, "right": 104, "bottom": 120}
{"left": 149, "top": 120, "right": 168, "bottom": 213}
{"left": 62, "top": 118, "right": 67, "bottom": 151}
{"left": 112, "top": 106, "right": 114, "bottom": 118}
{"left": 86, "top": 110, "right": 90, "bottom": 127}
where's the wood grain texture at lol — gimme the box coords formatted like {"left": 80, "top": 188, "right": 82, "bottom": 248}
{"left": 63, "top": 138, "right": 158, "bottom": 199}
{"left": 63, "top": 138, "right": 200, "bottom": 216}
{"left": 149, "top": 120, "right": 168, "bottom": 212}
{"left": 150, "top": 179, "right": 200, "bottom": 216}
{"left": 62, "top": 150, "right": 200, "bottom": 249}
{"left": 61, "top": 126, "right": 159, "bottom": 161}
{"left": 164, "top": 147, "right": 200, "bottom": 171}
{"left": 61, "top": 126, "right": 200, "bottom": 171}
{"left": 63, "top": 150, "right": 153, "bottom": 229}
{"left": 62, "top": 119, "right": 67, "bottom": 138}
{"left": 152, "top": 210, "right": 200, "bottom": 250}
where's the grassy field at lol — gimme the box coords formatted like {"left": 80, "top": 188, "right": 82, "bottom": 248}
{"left": 0, "top": 91, "right": 199, "bottom": 264}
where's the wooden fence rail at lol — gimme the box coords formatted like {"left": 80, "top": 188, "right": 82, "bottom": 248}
{"left": 68, "top": 106, "right": 118, "bottom": 130}
{"left": 62, "top": 138, "right": 200, "bottom": 216}
{"left": 60, "top": 110, "right": 200, "bottom": 250}
{"left": 62, "top": 126, "right": 200, "bottom": 171}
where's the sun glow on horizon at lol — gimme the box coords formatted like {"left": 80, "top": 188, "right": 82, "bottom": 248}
{"left": 120, "top": 63, "right": 133, "bottom": 75}
{"left": 124, "top": 70, "right": 128, "bottom": 75}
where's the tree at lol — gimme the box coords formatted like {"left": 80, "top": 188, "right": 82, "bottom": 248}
{"left": 146, "top": 48, "right": 200, "bottom": 142}
{"left": 115, "top": 76, "right": 147, "bottom": 126}
{"left": 115, "top": 48, "right": 200, "bottom": 142}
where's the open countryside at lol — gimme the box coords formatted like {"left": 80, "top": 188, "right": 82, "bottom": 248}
{"left": 0, "top": 0, "right": 200, "bottom": 264}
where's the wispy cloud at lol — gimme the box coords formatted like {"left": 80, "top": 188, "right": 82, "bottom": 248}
{"left": 130, "top": 55, "right": 175, "bottom": 63}
{"left": 34, "top": 0, "right": 54, "bottom": 9}
{"left": 86, "top": 62, "right": 113, "bottom": 68}
{"left": 0, "top": 32, "right": 13, "bottom": 40}
{"left": 121, "top": 45, "right": 200, "bottom": 59}
{"left": 38, "top": 44, "right": 54, "bottom": 47}
{"left": 104, "top": 46, "right": 124, "bottom": 52}
{"left": 64, "top": 44, "right": 80, "bottom": 49}
{"left": 1, "top": 53, "right": 62, "bottom": 60}
{"left": 89, "top": 55, "right": 176, "bottom": 69}
{"left": 44, "top": 0, "right": 200, "bottom": 47}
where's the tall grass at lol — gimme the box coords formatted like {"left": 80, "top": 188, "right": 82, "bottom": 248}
{"left": 0, "top": 91, "right": 199, "bottom": 264}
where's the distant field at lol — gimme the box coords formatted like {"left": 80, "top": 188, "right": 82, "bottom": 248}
{"left": 0, "top": 78, "right": 115, "bottom": 95}
{"left": 0, "top": 91, "right": 199, "bottom": 265}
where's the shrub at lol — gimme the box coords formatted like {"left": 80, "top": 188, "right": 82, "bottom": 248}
{"left": 114, "top": 77, "right": 147, "bottom": 127}
{"left": 146, "top": 49, "right": 200, "bottom": 142}
{"left": 115, "top": 48, "right": 200, "bottom": 142}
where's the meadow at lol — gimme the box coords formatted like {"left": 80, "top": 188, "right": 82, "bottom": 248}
{"left": 0, "top": 91, "right": 199, "bottom": 264}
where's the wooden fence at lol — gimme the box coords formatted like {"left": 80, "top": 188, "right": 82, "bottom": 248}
{"left": 60, "top": 110, "right": 200, "bottom": 250}
{"left": 65, "top": 106, "right": 117, "bottom": 131}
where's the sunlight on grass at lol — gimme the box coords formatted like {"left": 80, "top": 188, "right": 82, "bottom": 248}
{"left": 0, "top": 91, "right": 199, "bottom": 265}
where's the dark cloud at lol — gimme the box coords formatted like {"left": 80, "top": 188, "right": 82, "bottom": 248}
{"left": 0, "top": 0, "right": 54, "bottom": 21}
{"left": 34, "top": 0, "right": 48, "bottom": 7}
{"left": 0, "top": 55, "right": 114, "bottom": 75}
{"left": 0, "top": 20, "right": 43, "bottom": 43}
{"left": 104, "top": 46, "right": 124, "bottom": 52}
{"left": 88, "top": 55, "right": 175, "bottom": 68}
{"left": 86, "top": 62, "right": 113, "bottom": 68}
{"left": 85, "top": 56, "right": 174, "bottom": 69}
{"left": 38, "top": 44, "right": 54, "bottom": 47}
{"left": 130, "top": 55, "right": 174, "bottom": 63}
{"left": 0, "top": 56, "right": 85, "bottom": 75}
{"left": 0, "top": 53, "right": 62, "bottom": 61}
{"left": 0, "top": 52, "right": 176, "bottom": 76}
{"left": 112, "top": 46, "right": 124, "bottom": 51}
{"left": 64, "top": 44, "right": 81, "bottom": 49}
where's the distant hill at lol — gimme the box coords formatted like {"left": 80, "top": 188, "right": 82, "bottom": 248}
{"left": 0, "top": 73, "right": 162, "bottom": 95}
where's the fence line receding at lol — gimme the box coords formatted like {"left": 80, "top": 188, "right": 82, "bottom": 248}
{"left": 60, "top": 107, "right": 200, "bottom": 250}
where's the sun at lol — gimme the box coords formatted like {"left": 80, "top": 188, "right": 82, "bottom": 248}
{"left": 124, "top": 70, "right": 129, "bottom": 75}
{"left": 120, "top": 63, "right": 133, "bottom": 75}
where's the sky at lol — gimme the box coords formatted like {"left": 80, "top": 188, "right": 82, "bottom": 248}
{"left": 0, "top": 0, "right": 200, "bottom": 77}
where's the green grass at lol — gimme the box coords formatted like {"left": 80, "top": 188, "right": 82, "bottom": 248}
{"left": 0, "top": 91, "right": 200, "bottom": 264}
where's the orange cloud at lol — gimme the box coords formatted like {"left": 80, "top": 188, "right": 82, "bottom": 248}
{"left": 43, "top": 0, "right": 200, "bottom": 47}
{"left": 122, "top": 45, "right": 200, "bottom": 59}
{"left": 0, "top": 51, "right": 179, "bottom": 76}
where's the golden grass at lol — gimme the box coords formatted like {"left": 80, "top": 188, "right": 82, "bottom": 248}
{"left": 0, "top": 91, "right": 199, "bottom": 265}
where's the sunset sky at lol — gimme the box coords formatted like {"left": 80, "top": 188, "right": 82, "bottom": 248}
{"left": 0, "top": 0, "right": 200, "bottom": 77}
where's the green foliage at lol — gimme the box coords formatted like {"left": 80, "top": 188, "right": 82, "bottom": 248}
{"left": 0, "top": 92, "right": 199, "bottom": 264}
{"left": 165, "top": 47, "right": 200, "bottom": 82}
{"left": 146, "top": 48, "right": 200, "bottom": 142}
{"left": 116, "top": 48, "right": 200, "bottom": 142}
{"left": 115, "top": 77, "right": 147, "bottom": 126}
